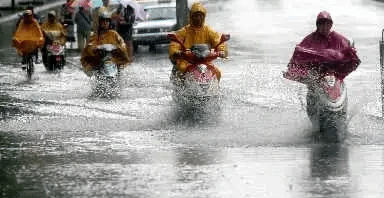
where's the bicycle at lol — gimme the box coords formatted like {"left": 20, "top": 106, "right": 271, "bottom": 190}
{"left": 23, "top": 53, "right": 34, "bottom": 80}
{"left": 15, "top": 39, "right": 41, "bottom": 80}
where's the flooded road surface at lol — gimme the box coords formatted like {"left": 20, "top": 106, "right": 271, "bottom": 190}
{"left": 1, "top": 0, "right": 384, "bottom": 197}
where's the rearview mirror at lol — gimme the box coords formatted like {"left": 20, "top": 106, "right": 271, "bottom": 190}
{"left": 349, "top": 39, "right": 355, "bottom": 48}
{"left": 214, "top": 33, "right": 230, "bottom": 50}
{"left": 220, "top": 34, "right": 230, "bottom": 42}
{"left": 167, "top": 33, "right": 178, "bottom": 42}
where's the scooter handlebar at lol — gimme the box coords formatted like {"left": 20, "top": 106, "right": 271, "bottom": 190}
{"left": 178, "top": 50, "right": 220, "bottom": 62}
{"left": 168, "top": 33, "right": 231, "bottom": 54}
{"left": 168, "top": 32, "right": 229, "bottom": 62}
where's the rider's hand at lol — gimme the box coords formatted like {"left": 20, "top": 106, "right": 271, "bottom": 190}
{"left": 184, "top": 49, "right": 193, "bottom": 59}
{"left": 91, "top": 46, "right": 99, "bottom": 55}
{"left": 218, "top": 50, "right": 226, "bottom": 58}
{"left": 37, "top": 38, "right": 44, "bottom": 46}
{"left": 15, "top": 39, "right": 21, "bottom": 46}
{"left": 172, "top": 51, "right": 183, "bottom": 59}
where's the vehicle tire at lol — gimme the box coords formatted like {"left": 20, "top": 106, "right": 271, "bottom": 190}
{"left": 319, "top": 112, "right": 340, "bottom": 143}
{"left": 133, "top": 43, "right": 139, "bottom": 52}
{"left": 149, "top": 44, "right": 156, "bottom": 52}
{"left": 306, "top": 90, "right": 319, "bottom": 128}
{"left": 42, "top": 50, "right": 49, "bottom": 70}
{"left": 336, "top": 96, "right": 348, "bottom": 141}
{"left": 52, "top": 57, "right": 57, "bottom": 71}
{"left": 53, "top": 56, "right": 62, "bottom": 71}
{"left": 47, "top": 56, "right": 54, "bottom": 71}
{"left": 59, "top": 55, "right": 65, "bottom": 70}
{"left": 26, "top": 56, "right": 34, "bottom": 80}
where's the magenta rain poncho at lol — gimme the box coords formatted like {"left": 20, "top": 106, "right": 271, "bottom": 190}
{"left": 283, "top": 11, "right": 361, "bottom": 83}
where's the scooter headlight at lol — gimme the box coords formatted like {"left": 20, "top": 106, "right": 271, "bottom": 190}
{"left": 197, "top": 64, "right": 207, "bottom": 73}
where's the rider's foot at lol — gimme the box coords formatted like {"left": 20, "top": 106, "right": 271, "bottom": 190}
{"left": 21, "top": 66, "right": 26, "bottom": 70}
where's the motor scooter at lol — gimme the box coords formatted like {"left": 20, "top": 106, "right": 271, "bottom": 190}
{"left": 43, "top": 30, "right": 65, "bottom": 71}
{"left": 92, "top": 44, "right": 120, "bottom": 98}
{"left": 290, "top": 40, "right": 357, "bottom": 142}
{"left": 168, "top": 33, "right": 230, "bottom": 107}
{"left": 305, "top": 62, "right": 348, "bottom": 142}
{"left": 283, "top": 39, "right": 361, "bottom": 142}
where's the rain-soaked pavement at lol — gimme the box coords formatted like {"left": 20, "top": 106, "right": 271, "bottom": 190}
{"left": 1, "top": 0, "right": 384, "bottom": 197}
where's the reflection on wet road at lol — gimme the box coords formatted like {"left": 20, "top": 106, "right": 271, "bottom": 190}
{"left": 1, "top": 130, "right": 384, "bottom": 197}
{"left": 1, "top": 0, "right": 384, "bottom": 197}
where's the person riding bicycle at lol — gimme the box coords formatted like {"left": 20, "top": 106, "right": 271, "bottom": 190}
{"left": 41, "top": 11, "right": 67, "bottom": 65}
{"left": 81, "top": 12, "right": 131, "bottom": 77}
{"left": 15, "top": 6, "right": 42, "bottom": 29}
{"left": 12, "top": 10, "right": 45, "bottom": 69}
{"left": 283, "top": 11, "right": 360, "bottom": 83}
{"left": 15, "top": 6, "right": 42, "bottom": 64}
{"left": 168, "top": 1, "right": 228, "bottom": 82}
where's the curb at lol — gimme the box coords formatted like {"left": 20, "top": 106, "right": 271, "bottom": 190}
{"left": 0, "top": 0, "right": 65, "bottom": 24}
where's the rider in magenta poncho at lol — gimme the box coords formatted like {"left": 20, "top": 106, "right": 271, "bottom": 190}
{"left": 283, "top": 11, "right": 361, "bottom": 83}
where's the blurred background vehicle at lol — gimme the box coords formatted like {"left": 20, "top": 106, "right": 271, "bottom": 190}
{"left": 132, "top": 2, "right": 176, "bottom": 52}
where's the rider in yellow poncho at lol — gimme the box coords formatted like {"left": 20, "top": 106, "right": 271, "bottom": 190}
{"left": 168, "top": 1, "right": 228, "bottom": 81}
{"left": 92, "top": 0, "right": 120, "bottom": 31}
{"left": 41, "top": 11, "right": 67, "bottom": 45}
{"left": 40, "top": 11, "right": 67, "bottom": 66}
{"left": 12, "top": 10, "right": 45, "bottom": 58}
{"left": 81, "top": 12, "right": 131, "bottom": 77}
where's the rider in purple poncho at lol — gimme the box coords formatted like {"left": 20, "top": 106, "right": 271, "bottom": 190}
{"left": 284, "top": 11, "right": 361, "bottom": 83}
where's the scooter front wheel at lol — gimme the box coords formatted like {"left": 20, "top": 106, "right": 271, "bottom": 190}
{"left": 26, "top": 55, "right": 34, "bottom": 79}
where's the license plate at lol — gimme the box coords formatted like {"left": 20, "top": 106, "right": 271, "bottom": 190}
{"left": 324, "top": 75, "right": 336, "bottom": 87}
{"left": 56, "top": 56, "right": 61, "bottom": 61}
{"left": 48, "top": 44, "right": 63, "bottom": 55}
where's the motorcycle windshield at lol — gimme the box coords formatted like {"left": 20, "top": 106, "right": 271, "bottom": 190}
{"left": 101, "top": 62, "right": 118, "bottom": 77}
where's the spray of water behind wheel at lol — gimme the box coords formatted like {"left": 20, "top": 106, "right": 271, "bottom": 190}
{"left": 89, "top": 74, "right": 121, "bottom": 99}
{"left": 171, "top": 78, "right": 224, "bottom": 125}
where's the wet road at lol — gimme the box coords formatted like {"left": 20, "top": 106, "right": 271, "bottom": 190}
{"left": 1, "top": 0, "right": 384, "bottom": 197}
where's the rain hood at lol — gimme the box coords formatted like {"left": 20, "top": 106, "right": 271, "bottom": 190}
{"left": 189, "top": 1, "right": 207, "bottom": 25}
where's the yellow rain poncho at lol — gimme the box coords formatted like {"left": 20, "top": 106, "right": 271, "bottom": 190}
{"left": 41, "top": 21, "right": 67, "bottom": 45}
{"left": 81, "top": 29, "right": 131, "bottom": 76}
{"left": 12, "top": 17, "right": 44, "bottom": 56}
{"left": 168, "top": 2, "right": 228, "bottom": 74}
